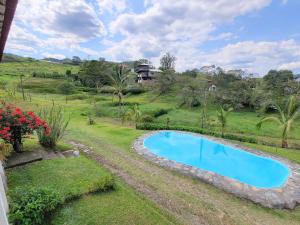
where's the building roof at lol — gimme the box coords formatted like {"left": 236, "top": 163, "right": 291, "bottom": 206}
{"left": 0, "top": 0, "right": 18, "bottom": 62}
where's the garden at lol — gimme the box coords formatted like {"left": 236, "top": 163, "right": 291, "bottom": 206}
{"left": 0, "top": 54, "right": 300, "bottom": 225}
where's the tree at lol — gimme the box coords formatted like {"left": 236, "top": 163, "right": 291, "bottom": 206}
{"left": 217, "top": 106, "right": 233, "bottom": 137}
{"left": 108, "top": 64, "right": 130, "bottom": 115}
{"left": 57, "top": 82, "right": 75, "bottom": 103}
{"left": 78, "top": 60, "right": 112, "bottom": 90}
{"left": 72, "top": 56, "right": 82, "bottom": 65}
{"left": 0, "top": 104, "right": 50, "bottom": 152}
{"left": 159, "top": 52, "right": 176, "bottom": 71}
{"left": 179, "top": 77, "right": 205, "bottom": 108}
{"left": 256, "top": 96, "right": 300, "bottom": 148}
{"left": 156, "top": 70, "right": 176, "bottom": 95}
{"left": 263, "top": 70, "right": 294, "bottom": 96}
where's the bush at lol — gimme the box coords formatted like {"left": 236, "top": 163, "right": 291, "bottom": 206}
{"left": 152, "top": 108, "right": 170, "bottom": 118}
{"left": 57, "top": 82, "right": 75, "bottom": 95}
{"left": 126, "top": 86, "right": 145, "bottom": 95}
{"left": 141, "top": 114, "right": 155, "bottom": 123}
{"left": 136, "top": 123, "right": 257, "bottom": 144}
{"left": 9, "top": 187, "right": 63, "bottom": 225}
{"left": 37, "top": 105, "right": 69, "bottom": 148}
{"left": 100, "top": 86, "right": 115, "bottom": 94}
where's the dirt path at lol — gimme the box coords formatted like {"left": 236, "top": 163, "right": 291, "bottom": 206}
{"left": 69, "top": 136, "right": 300, "bottom": 225}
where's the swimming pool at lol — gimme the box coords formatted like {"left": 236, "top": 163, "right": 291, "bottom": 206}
{"left": 144, "top": 131, "right": 289, "bottom": 189}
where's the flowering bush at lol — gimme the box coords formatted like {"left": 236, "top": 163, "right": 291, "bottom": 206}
{"left": 0, "top": 103, "right": 51, "bottom": 152}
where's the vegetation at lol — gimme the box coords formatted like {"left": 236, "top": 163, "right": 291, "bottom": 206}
{"left": 0, "top": 103, "right": 50, "bottom": 152}
{"left": 2, "top": 55, "right": 300, "bottom": 225}
{"left": 9, "top": 187, "right": 62, "bottom": 225}
{"left": 108, "top": 64, "right": 130, "bottom": 114}
{"left": 37, "top": 105, "right": 69, "bottom": 148}
{"left": 217, "top": 106, "right": 233, "bottom": 137}
{"left": 257, "top": 95, "right": 300, "bottom": 148}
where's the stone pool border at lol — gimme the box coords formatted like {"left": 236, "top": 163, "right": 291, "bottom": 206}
{"left": 133, "top": 130, "right": 300, "bottom": 209}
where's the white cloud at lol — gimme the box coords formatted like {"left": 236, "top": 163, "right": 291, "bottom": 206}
{"left": 105, "top": 0, "right": 272, "bottom": 70}
{"left": 42, "top": 53, "right": 66, "bottom": 60}
{"left": 97, "top": 0, "right": 127, "bottom": 14}
{"left": 15, "top": 0, "right": 105, "bottom": 40}
{"left": 201, "top": 39, "right": 300, "bottom": 75}
{"left": 7, "top": 0, "right": 105, "bottom": 57}
{"left": 6, "top": 43, "right": 36, "bottom": 53}
{"left": 278, "top": 61, "right": 300, "bottom": 70}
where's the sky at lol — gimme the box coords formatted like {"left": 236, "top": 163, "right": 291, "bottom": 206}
{"left": 5, "top": 0, "right": 300, "bottom": 75}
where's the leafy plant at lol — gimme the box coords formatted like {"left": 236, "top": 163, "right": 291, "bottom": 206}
{"left": 108, "top": 64, "right": 130, "bottom": 115}
{"left": 37, "top": 105, "right": 69, "bottom": 148}
{"left": 217, "top": 106, "right": 233, "bottom": 137}
{"left": 257, "top": 95, "right": 300, "bottom": 148}
{"left": 9, "top": 187, "right": 62, "bottom": 225}
{"left": 0, "top": 103, "right": 50, "bottom": 152}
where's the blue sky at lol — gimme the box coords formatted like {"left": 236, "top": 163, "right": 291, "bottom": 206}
{"left": 6, "top": 0, "right": 300, "bottom": 75}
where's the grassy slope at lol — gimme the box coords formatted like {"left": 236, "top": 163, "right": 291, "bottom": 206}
{"left": 2, "top": 65, "right": 300, "bottom": 224}
{"left": 0, "top": 61, "right": 79, "bottom": 76}
{"left": 7, "top": 156, "right": 176, "bottom": 225}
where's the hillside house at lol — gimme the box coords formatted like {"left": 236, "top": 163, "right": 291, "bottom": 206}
{"left": 135, "top": 63, "right": 162, "bottom": 83}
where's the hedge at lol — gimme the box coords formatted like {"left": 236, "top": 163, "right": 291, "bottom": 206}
{"left": 136, "top": 123, "right": 258, "bottom": 144}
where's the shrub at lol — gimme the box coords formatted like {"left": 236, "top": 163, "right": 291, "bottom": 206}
{"left": 126, "top": 86, "right": 145, "bottom": 95}
{"left": 0, "top": 103, "right": 50, "bottom": 152}
{"left": 9, "top": 187, "right": 62, "bottom": 225}
{"left": 99, "top": 86, "right": 115, "bottom": 94}
{"left": 136, "top": 123, "right": 257, "bottom": 144}
{"left": 57, "top": 82, "right": 75, "bottom": 95}
{"left": 141, "top": 114, "right": 155, "bottom": 123}
{"left": 37, "top": 105, "right": 69, "bottom": 148}
{"left": 152, "top": 108, "right": 170, "bottom": 118}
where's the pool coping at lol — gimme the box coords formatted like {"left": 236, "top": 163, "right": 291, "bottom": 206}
{"left": 133, "top": 130, "right": 300, "bottom": 209}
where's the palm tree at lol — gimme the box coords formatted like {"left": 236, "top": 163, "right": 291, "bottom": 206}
{"left": 108, "top": 64, "right": 130, "bottom": 115}
{"left": 217, "top": 106, "right": 233, "bottom": 137}
{"left": 256, "top": 96, "right": 299, "bottom": 148}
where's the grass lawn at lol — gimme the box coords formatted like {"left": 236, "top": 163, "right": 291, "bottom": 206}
{"left": 7, "top": 157, "right": 114, "bottom": 200}
{"left": 51, "top": 182, "right": 177, "bottom": 225}
{"left": 2, "top": 72, "right": 300, "bottom": 225}
{"left": 7, "top": 157, "right": 177, "bottom": 225}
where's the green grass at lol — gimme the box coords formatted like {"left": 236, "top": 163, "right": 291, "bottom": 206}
{"left": 0, "top": 61, "right": 78, "bottom": 77}
{"left": 3, "top": 71, "right": 300, "bottom": 225}
{"left": 7, "top": 157, "right": 114, "bottom": 200}
{"left": 7, "top": 156, "right": 177, "bottom": 225}
{"left": 51, "top": 182, "right": 177, "bottom": 225}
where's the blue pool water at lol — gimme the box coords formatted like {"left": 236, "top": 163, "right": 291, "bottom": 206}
{"left": 144, "top": 131, "right": 290, "bottom": 188}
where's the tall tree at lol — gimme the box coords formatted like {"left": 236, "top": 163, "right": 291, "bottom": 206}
{"left": 160, "top": 52, "right": 176, "bottom": 71}
{"left": 78, "top": 60, "right": 111, "bottom": 90}
{"left": 263, "top": 70, "right": 294, "bottom": 96}
{"left": 257, "top": 95, "right": 300, "bottom": 148}
{"left": 108, "top": 64, "right": 130, "bottom": 115}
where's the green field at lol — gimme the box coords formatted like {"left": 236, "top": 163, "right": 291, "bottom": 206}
{"left": 2, "top": 60, "right": 300, "bottom": 225}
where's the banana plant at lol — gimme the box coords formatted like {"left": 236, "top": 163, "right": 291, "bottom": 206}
{"left": 217, "top": 106, "right": 233, "bottom": 137}
{"left": 257, "top": 96, "right": 299, "bottom": 148}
